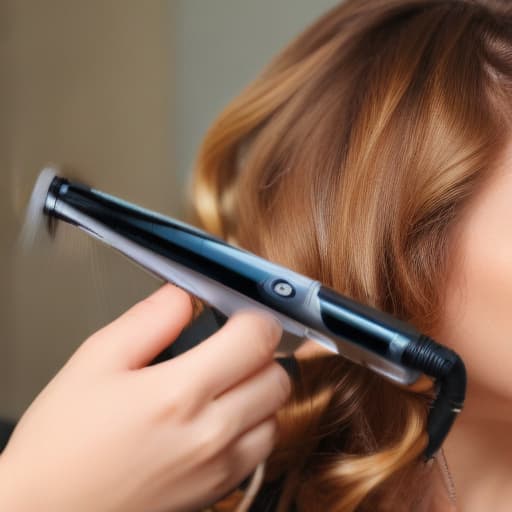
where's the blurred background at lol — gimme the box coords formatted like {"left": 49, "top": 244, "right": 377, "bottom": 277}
{"left": 0, "top": 0, "right": 338, "bottom": 421}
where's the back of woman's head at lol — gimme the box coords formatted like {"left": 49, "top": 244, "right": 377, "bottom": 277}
{"left": 192, "top": 1, "right": 512, "bottom": 510}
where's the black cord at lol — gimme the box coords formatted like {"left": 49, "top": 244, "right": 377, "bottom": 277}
{"left": 401, "top": 336, "right": 467, "bottom": 460}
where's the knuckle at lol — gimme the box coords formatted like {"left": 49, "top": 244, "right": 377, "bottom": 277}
{"left": 195, "top": 416, "right": 231, "bottom": 461}
{"left": 150, "top": 372, "right": 202, "bottom": 424}
{"left": 167, "top": 382, "right": 205, "bottom": 423}
{"left": 165, "top": 388, "right": 193, "bottom": 421}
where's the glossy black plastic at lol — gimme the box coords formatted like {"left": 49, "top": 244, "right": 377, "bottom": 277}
{"left": 45, "top": 176, "right": 467, "bottom": 460}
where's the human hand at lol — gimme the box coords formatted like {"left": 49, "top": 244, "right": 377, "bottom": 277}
{"left": 0, "top": 284, "right": 290, "bottom": 512}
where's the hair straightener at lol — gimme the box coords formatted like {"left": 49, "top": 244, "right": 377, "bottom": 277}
{"left": 25, "top": 168, "right": 466, "bottom": 460}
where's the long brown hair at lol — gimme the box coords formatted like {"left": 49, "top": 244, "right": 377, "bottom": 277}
{"left": 192, "top": 0, "right": 512, "bottom": 510}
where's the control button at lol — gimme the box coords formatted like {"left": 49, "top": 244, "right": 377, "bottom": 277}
{"left": 272, "top": 280, "right": 295, "bottom": 298}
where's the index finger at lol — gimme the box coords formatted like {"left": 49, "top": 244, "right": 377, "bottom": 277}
{"left": 84, "top": 284, "right": 193, "bottom": 370}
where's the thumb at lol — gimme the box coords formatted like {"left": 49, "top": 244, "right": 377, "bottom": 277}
{"left": 85, "top": 284, "right": 193, "bottom": 370}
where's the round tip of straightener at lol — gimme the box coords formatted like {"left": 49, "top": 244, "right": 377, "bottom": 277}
{"left": 19, "top": 167, "right": 59, "bottom": 250}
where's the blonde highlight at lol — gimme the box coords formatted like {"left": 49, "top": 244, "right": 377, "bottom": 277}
{"left": 191, "top": 0, "right": 512, "bottom": 509}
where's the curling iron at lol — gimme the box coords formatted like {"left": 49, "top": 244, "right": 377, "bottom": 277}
{"left": 26, "top": 168, "right": 466, "bottom": 460}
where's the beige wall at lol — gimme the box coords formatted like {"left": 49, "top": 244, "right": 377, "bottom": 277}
{"left": 1, "top": 0, "right": 340, "bottom": 419}
{"left": 1, "top": 0, "right": 176, "bottom": 419}
{"left": 0, "top": 0, "right": 15, "bottom": 416}
{"left": 174, "top": 0, "right": 339, "bottom": 188}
